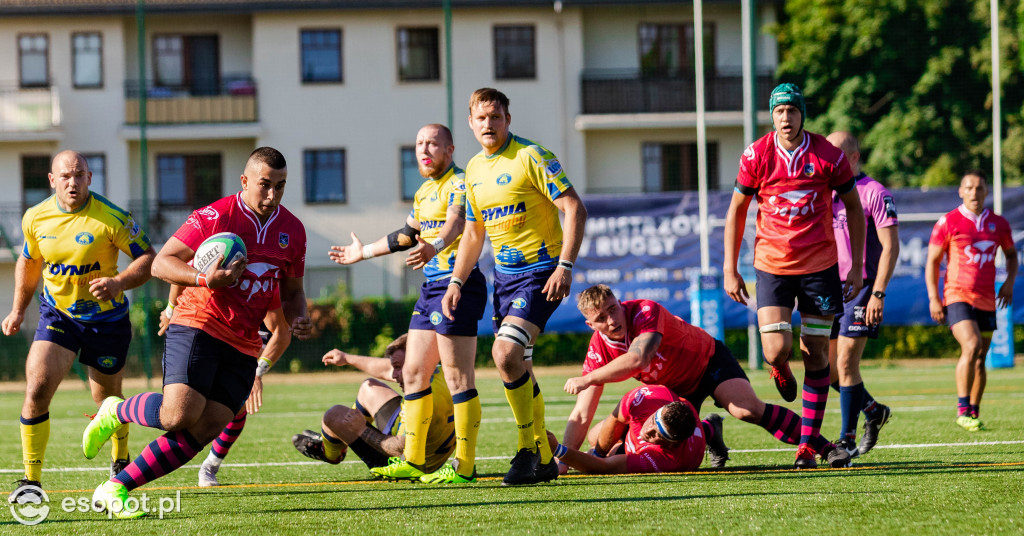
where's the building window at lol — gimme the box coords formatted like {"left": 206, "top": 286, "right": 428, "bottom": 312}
{"left": 494, "top": 25, "right": 536, "bottom": 80}
{"left": 72, "top": 32, "right": 103, "bottom": 88}
{"left": 300, "top": 29, "right": 343, "bottom": 83}
{"left": 400, "top": 147, "right": 422, "bottom": 201}
{"left": 153, "top": 34, "right": 220, "bottom": 95}
{"left": 305, "top": 149, "right": 346, "bottom": 203}
{"left": 638, "top": 23, "right": 715, "bottom": 77}
{"left": 642, "top": 142, "right": 719, "bottom": 192}
{"left": 19, "top": 34, "right": 49, "bottom": 87}
{"left": 22, "top": 155, "right": 51, "bottom": 209}
{"left": 397, "top": 27, "right": 439, "bottom": 82}
{"left": 83, "top": 154, "right": 106, "bottom": 195}
{"left": 156, "top": 154, "right": 222, "bottom": 208}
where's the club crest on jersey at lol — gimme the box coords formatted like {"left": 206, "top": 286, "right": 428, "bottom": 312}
{"left": 988, "top": 223, "right": 996, "bottom": 233}
{"left": 430, "top": 311, "right": 443, "bottom": 325}
{"left": 198, "top": 206, "right": 219, "bottom": 220}
{"left": 496, "top": 173, "right": 512, "bottom": 185}
{"left": 278, "top": 232, "right": 289, "bottom": 248}
{"left": 75, "top": 232, "right": 94, "bottom": 245}
{"left": 803, "top": 163, "right": 815, "bottom": 177}
{"left": 511, "top": 297, "right": 527, "bottom": 309}
{"left": 544, "top": 159, "right": 562, "bottom": 177}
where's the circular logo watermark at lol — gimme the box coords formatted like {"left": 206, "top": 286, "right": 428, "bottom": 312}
{"left": 10, "top": 484, "right": 49, "bottom": 525}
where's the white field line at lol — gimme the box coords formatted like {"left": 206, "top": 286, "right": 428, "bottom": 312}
{"left": 3, "top": 440, "right": 1023, "bottom": 474}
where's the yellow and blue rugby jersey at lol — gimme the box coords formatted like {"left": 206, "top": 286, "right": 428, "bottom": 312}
{"left": 411, "top": 164, "right": 468, "bottom": 282}
{"left": 21, "top": 193, "right": 151, "bottom": 322}
{"left": 465, "top": 134, "right": 573, "bottom": 274}
{"left": 397, "top": 366, "right": 456, "bottom": 466}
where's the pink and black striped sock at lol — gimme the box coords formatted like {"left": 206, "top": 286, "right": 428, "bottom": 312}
{"left": 116, "top": 392, "right": 165, "bottom": 430}
{"left": 209, "top": 411, "right": 247, "bottom": 461}
{"left": 112, "top": 429, "right": 202, "bottom": 491}
{"left": 799, "top": 366, "right": 831, "bottom": 448}
{"left": 758, "top": 403, "right": 800, "bottom": 445}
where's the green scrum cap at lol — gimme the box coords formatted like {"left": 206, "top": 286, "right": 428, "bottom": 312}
{"left": 769, "top": 83, "right": 806, "bottom": 118}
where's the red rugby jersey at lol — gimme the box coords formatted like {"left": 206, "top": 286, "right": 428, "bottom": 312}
{"left": 582, "top": 300, "right": 715, "bottom": 397}
{"left": 736, "top": 131, "right": 854, "bottom": 275}
{"left": 170, "top": 193, "right": 306, "bottom": 356}
{"left": 929, "top": 205, "right": 1013, "bottom": 311}
{"left": 620, "top": 385, "right": 705, "bottom": 473}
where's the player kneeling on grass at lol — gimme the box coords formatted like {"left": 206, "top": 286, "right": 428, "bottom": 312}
{"left": 292, "top": 334, "right": 457, "bottom": 477}
{"left": 549, "top": 385, "right": 727, "bottom": 474}
{"left": 563, "top": 284, "right": 851, "bottom": 470}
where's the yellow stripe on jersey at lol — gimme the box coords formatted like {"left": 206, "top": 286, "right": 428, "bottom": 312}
{"left": 465, "top": 134, "right": 572, "bottom": 274}
{"left": 412, "top": 164, "right": 468, "bottom": 281}
{"left": 21, "top": 193, "right": 151, "bottom": 322}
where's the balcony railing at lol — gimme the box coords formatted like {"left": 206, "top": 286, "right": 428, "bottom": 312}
{"left": 0, "top": 84, "right": 61, "bottom": 132}
{"left": 580, "top": 69, "right": 776, "bottom": 115}
{"left": 127, "top": 201, "right": 197, "bottom": 245}
{"left": 124, "top": 75, "right": 258, "bottom": 125}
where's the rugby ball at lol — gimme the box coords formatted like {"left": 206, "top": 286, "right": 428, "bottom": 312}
{"left": 193, "top": 232, "right": 247, "bottom": 273}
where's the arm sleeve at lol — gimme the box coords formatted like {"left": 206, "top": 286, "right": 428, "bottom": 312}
{"left": 525, "top": 145, "right": 572, "bottom": 202}
{"left": 448, "top": 176, "right": 467, "bottom": 210}
{"left": 172, "top": 210, "right": 210, "bottom": 252}
{"left": 830, "top": 151, "right": 855, "bottom": 194}
{"left": 582, "top": 333, "right": 608, "bottom": 375}
{"left": 735, "top": 143, "right": 761, "bottom": 194}
{"left": 21, "top": 213, "right": 39, "bottom": 260}
{"left": 928, "top": 216, "right": 949, "bottom": 248}
{"left": 112, "top": 212, "right": 153, "bottom": 260}
{"left": 287, "top": 225, "right": 307, "bottom": 278}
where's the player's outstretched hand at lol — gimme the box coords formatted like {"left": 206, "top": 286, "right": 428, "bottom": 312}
{"left": 563, "top": 376, "right": 591, "bottom": 395}
{"left": 245, "top": 376, "right": 264, "bottom": 414}
{"left": 723, "top": 270, "right": 748, "bottom": 305}
{"left": 542, "top": 266, "right": 572, "bottom": 302}
{"left": 206, "top": 254, "right": 247, "bottom": 289}
{"left": 329, "top": 233, "right": 365, "bottom": 265}
{"left": 322, "top": 349, "right": 351, "bottom": 367}
{"left": 1, "top": 311, "right": 24, "bottom": 336}
{"left": 406, "top": 236, "right": 436, "bottom": 270}
{"left": 997, "top": 284, "right": 1014, "bottom": 310}
{"left": 441, "top": 284, "right": 461, "bottom": 321}
{"left": 843, "top": 272, "right": 864, "bottom": 303}
{"left": 88, "top": 277, "right": 124, "bottom": 302}
{"left": 929, "top": 298, "right": 945, "bottom": 325}
{"left": 291, "top": 316, "right": 312, "bottom": 340}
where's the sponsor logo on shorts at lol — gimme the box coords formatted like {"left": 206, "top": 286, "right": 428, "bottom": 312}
{"left": 816, "top": 295, "right": 834, "bottom": 314}
{"left": 278, "top": 232, "right": 289, "bottom": 248}
{"left": 75, "top": 232, "right": 94, "bottom": 245}
{"left": 97, "top": 356, "right": 117, "bottom": 369}
{"left": 511, "top": 297, "right": 527, "bottom": 310}
{"left": 430, "top": 311, "right": 443, "bottom": 325}
{"left": 496, "top": 173, "right": 512, "bottom": 185}
{"left": 45, "top": 325, "right": 65, "bottom": 334}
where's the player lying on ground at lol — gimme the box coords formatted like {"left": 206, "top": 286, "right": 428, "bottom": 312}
{"left": 549, "top": 385, "right": 727, "bottom": 474}
{"left": 562, "top": 284, "right": 851, "bottom": 470}
{"left": 292, "top": 334, "right": 457, "bottom": 478}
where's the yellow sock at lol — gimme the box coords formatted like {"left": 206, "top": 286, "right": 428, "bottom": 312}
{"left": 503, "top": 373, "right": 535, "bottom": 452}
{"left": 20, "top": 416, "right": 50, "bottom": 482}
{"left": 111, "top": 423, "right": 130, "bottom": 461}
{"left": 402, "top": 388, "right": 433, "bottom": 467}
{"left": 453, "top": 390, "right": 481, "bottom": 477}
{"left": 532, "top": 384, "right": 553, "bottom": 464}
{"left": 321, "top": 429, "right": 345, "bottom": 462}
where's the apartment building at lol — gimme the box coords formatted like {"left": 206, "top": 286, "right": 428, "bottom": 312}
{"left": 0, "top": 0, "right": 779, "bottom": 318}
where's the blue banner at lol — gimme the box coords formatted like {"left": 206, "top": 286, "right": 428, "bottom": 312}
{"left": 477, "top": 187, "right": 1024, "bottom": 335}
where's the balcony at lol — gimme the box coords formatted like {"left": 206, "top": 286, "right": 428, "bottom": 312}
{"left": 124, "top": 75, "right": 258, "bottom": 125}
{"left": 127, "top": 201, "right": 197, "bottom": 245}
{"left": 580, "top": 69, "right": 776, "bottom": 115}
{"left": 0, "top": 84, "right": 61, "bottom": 139}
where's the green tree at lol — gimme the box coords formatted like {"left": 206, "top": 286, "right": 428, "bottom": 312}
{"left": 773, "top": 0, "right": 1024, "bottom": 187}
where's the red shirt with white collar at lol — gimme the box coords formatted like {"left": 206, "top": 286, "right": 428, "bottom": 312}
{"left": 735, "top": 131, "right": 855, "bottom": 275}
{"left": 170, "top": 193, "right": 306, "bottom": 356}
{"left": 928, "top": 205, "right": 1013, "bottom": 311}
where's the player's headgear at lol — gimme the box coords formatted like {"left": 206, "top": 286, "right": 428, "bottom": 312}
{"left": 769, "top": 83, "right": 806, "bottom": 132}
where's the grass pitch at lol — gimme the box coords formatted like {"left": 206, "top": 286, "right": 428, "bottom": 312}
{"left": 1, "top": 360, "right": 1022, "bottom": 534}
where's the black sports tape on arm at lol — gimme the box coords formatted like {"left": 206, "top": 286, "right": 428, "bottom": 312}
{"left": 386, "top": 223, "right": 419, "bottom": 252}
{"left": 834, "top": 178, "right": 856, "bottom": 195}
{"left": 734, "top": 181, "right": 758, "bottom": 196}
